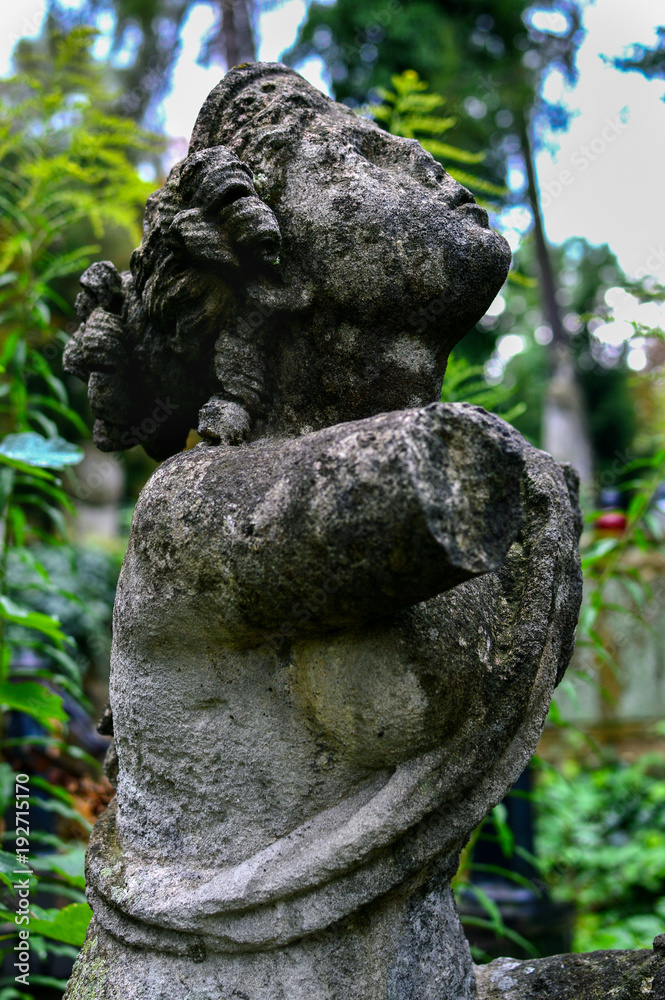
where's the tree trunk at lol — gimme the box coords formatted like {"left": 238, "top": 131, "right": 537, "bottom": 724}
{"left": 220, "top": 0, "right": 257, "bottom": 68}
{"left": 518, "top": 113, "right": 593, "bottom": 492}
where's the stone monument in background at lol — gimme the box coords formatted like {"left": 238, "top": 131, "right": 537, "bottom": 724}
{"left": 62, "top": 64, "right": 662, "bottom": 999}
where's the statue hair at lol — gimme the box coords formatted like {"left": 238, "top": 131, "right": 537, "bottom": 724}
{"left": 71, "top": 64, "right": 353, "bottom": 455}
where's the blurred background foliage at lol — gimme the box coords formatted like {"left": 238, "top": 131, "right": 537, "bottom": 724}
{"left": 535, "top": 751, "right": 665, "bottom": 952}
{"left": 0, "top": 0, "right": 664, "bottom": 994}
{"left": 0, "top": 27, "right": 157, "bottom": 996}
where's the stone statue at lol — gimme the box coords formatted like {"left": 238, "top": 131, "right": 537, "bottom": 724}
{"left": 62, "top": 64, "right": 661, "bottom": 1000}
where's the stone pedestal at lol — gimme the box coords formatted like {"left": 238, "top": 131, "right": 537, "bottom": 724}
{"left": 67, "top": 863, "right": 477, "bottom": 1000}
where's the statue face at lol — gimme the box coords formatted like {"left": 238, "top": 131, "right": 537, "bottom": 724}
{"left": 244, "top": 113, "right": 511, "bottom": 426}
{"left": 275, "top": 119, "right": 511, "bottom": 343}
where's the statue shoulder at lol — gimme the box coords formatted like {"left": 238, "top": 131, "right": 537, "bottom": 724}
{"left": 132, "top": 442, "right": 242, "bottom": 523}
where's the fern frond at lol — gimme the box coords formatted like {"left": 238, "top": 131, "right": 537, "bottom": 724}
{"left": 447, "top": 168, "right": 507, "bottom": 197}
{"left": 421, "top": 140, "right": 484, "bottom": 164}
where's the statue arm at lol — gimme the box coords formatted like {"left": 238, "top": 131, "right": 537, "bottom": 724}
{"left": 131, "top": 403, "right": 525, "bottom": 645}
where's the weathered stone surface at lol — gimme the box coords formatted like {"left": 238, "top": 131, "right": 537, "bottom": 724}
{"left": 66, "top": 870, "right": 475, "bottom": 1000}
{"left": 63, "top": 62, "right": 511, "bottom": 459}
{"left": 476, "top": 948, "right": 665, "bottom": 998}
{"left": 64, "top": 63, "right": 584, "bottom": 1000}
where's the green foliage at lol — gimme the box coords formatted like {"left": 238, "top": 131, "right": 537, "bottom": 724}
{"left": 534, "top": 754, "right": 665, "bottom": 951}
{"left": 35, "top": 0, "right": 202, "bottom": 126}
{"left": 286, "top": 0, "right": 532, "bottom": 110}
{"left": 535, "top": 280, "right": 665, "bottom": 955}
{"left": 286, "top": 0, "right": 584, "bottom": 194}
{"left": 0, "top": 431, "right": 93, "bottom": 993}
{"left": 0, "top": 26, "right": 160, "bottom": 441}
{"left": 440, "top": 352, "right": 526, "bottom": 426}
{"left": 0, "top": 902, "right": 93, "bottom": 947}
{"left": 454, "top": 805, "right": 539, "bottom": 962}
{"left": 365, "top": 70, "right": 506, "bottom": 200}
{"left": 0, "top": 27, "right": 157, "bottom": 994}
{"left": 9, "top": 543, "right": 119, "bottom": 687}
{"left": 1, "top": 28, "right": 158, "bottom": 236}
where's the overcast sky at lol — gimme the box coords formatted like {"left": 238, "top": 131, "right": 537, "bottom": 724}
{"left": 2, "top": 0, "right": 664, "bottom": 280}
{"left": 533, "top": 0, "right": 665, "bottom": 279}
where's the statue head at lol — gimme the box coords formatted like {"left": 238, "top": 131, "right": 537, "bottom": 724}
{"left": 64, "top": 63, "right": 511, "bottom": 459}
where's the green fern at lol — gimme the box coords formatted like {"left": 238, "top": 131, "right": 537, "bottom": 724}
{"left": 364, "top": 70, "right": 507, "bottom": 201}
{"left": 440, "top": 353, "right": 526, "bottom": 425}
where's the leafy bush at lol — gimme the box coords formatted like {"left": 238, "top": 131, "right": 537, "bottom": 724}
{"left": 534, "top": 753, "right": 665, "bottom": 951}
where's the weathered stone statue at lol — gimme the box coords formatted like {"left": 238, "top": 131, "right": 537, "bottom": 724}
{"left": 62, "top": 64, "right": 662, "bottom": 999}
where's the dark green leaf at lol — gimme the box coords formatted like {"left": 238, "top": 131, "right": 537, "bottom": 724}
{"left": 23, "top": 902, "right": 92, "bottom": 946}
{"left": 0, "top": 679, "right": 67, "bottom": 727}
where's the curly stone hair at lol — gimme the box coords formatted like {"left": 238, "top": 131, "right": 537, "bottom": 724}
{"left": 65, "top": 136, "right": 284, "bottom": 457}
{"left": 65, "top": 64, "right": 328, "bottom": 459}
